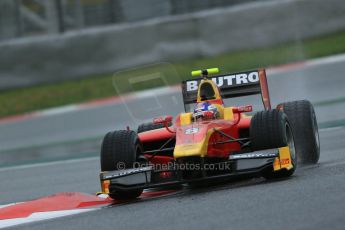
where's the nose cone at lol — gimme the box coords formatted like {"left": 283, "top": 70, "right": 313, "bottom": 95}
{"left": 173, "top": 123, "right": 211, "bottom": 158}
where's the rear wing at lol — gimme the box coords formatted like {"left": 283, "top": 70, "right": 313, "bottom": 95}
{"left": 181, "top": 69, "right": 271, "bottom": 111}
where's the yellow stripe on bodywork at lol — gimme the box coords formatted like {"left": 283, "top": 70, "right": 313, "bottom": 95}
{"left": 273, "top": 146, "right": 293, "bottom": 171}
{"left": 180, "top": 113, "right": 192, "bottom": 126}
{"left": 223, "top": 107, "right": 234, "bottom": 120}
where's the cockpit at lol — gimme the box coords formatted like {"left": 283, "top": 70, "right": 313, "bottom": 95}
{"left": 199, "top": 82, "right": 216, "bottom": 101}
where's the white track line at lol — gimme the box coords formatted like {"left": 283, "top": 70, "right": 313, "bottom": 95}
{"left": 0, "top": 203, "right": 23, "bottom": 209}
{"left": 0, "top": 157, "right": 98, "bottom": 172}
{"left": 267, "top": 53, "right": 345, "bottom": 75}
{"left": 319, "top": 126, "right": 345, "bottom": 132}
{"left": 38, "top": 105, "right": 79, "bottom": 117}
{"left": 306, "top": 53, "right": 345, "bottom": 67}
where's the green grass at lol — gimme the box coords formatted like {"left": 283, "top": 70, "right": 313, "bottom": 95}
{"left": 1, "top": 30, "right": 345, "bottom": 118}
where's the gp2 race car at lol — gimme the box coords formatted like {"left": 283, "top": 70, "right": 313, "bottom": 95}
{"left": 99, "top": 68, "right": 320, "bottom": 200}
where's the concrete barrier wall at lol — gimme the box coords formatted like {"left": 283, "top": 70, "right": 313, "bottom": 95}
{"left": 0, "top": 0, "right": 344, "bottom": 90}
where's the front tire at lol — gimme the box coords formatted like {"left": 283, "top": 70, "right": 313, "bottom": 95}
{"left": 100, "top": 130, "right": 143, "bottom": 200}
{"left": 250, "top": 110, "right": 288, "bottom": 150}
{"left": 250, "top": 110, "right": 297, "bottom": 179}
{"left": 263, "top": 122, "right": 297, "bottom": 179}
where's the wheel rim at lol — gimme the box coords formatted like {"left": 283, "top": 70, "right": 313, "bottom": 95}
{"left": 286, "top": 123, "right": 296, "bottom": 166}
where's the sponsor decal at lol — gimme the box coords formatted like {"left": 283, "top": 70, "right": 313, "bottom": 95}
{"left": 230, "top": 152, "right": 278, "bottom": 160}
{"left": 184, "top": 128, "right": 199, "bottom": 135}
{"left": 103, "top": 166, "right": 152, "bottom": 179}
{"left": 186, "top": 71, "right": 259, "bottom": 92}
{"left": 280, "top": 158, "right": 290, "bottom": 165}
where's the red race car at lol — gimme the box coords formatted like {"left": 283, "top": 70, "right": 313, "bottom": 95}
{"left": 99, "top": 68, "right": 320, "bottom": 200}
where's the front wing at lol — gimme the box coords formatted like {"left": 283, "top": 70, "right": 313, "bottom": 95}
{"left": 100, "top": 148, "right": 291, "bottom": 193}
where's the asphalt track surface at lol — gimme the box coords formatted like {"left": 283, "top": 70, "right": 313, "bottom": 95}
{"left": 1, "top": 127, "right": 345, "bottom": 230}
{"left": 1, "top": 56, "right": 345, "bottom": 229}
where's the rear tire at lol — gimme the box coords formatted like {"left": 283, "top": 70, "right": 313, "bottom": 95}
{"left": 137, "top": 121, "right": 172, "bottom": 133}
{"left": 277, "top": 100, "right": 320, "bottom": 164}
{"left": 250, "top": 110, "right": 297, "bottom": 179}
{"left": 100, "top": 130, "right": 143, "bottom": 200}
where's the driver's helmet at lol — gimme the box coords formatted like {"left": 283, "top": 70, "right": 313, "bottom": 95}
{"left": 193, "top": 102, "right": 218, "bottom": 121}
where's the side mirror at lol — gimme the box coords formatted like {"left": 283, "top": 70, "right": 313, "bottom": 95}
{"left": 233, "top": 105, "right": 253, "bottom": 113}
{"left": 153, "top": 115, "right": 175, "bottom": 133}
{"left": 153, "top": 115, "right": 173, "bottom": 125}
